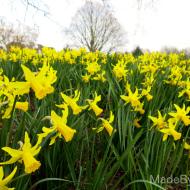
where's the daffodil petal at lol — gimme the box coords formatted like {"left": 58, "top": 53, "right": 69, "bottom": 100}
{"left": 1, "top": 147, "right": 22, "bottom": 158}
{"left": 0, "top": 167, "right": 17, "bottom": 186}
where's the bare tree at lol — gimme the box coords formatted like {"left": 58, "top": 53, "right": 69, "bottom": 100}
{"left": 0, "top": 18, "right": 15, "bottom": 49}
{"left": 66, "top": 0, "right": 126, "bottom": 52}
{"left": 0, "top": 18, "right": 38, "bottom": 49}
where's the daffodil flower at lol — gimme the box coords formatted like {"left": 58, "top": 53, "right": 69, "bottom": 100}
{"left": 2, "top": 76, "right": 30, "bottom": 96}
{"left": 0, "top": 75, "right": 30, "bottom": 119}
{"left": 133, "top": 118, "right": 142, "bottom": 128}
{"left": 82, "top": 73, "right": 91, "bottom": 83}
{"left": 113, "top": 60, "right": 128, "bottom": 81}
{"left": 120, "top": 83, "right": 142, "bottom": 108}
{"left": 0, "top": 132, "right": 41, "bottom": 174}
{"left": 160, "top": 119, "right": 181, "bottom": 141}
{"left": 0, "top": 94, "right": 28, "bottom": 119}
{"left": 1, "top": 93, "right": 28, "bottom": 119}
{"left": 93, "top": 111, "right": 115, "bottom": 136}
{"left": 178, "top": 78, "right": 190, "bottom": 100}
{"left": 93, "top": 71, "right": 106, "bottom": 82}
{"left": 140, "top": 63, "right": 158, "bottom": 74}
{"left": 184, "top": 141, "right": 190, "bottom": 158}
{"left": 121, "top": 83, "right": 145, "bottom": 114}
{"left": 57, "top": 90, "right": 87, "bottom": 115}
{"left": 133, "top": 103, "right": 145, "bottom": 115}
{"left": 0, "top": 166, "right": 17, "bottom": 190}
{"left": 141, "top": 87, "right": 153, "bottom": 101}
{"left": 15, "top": 102, "right": 28, "bottom": 112}
{"left": 149, "top": 111, "right": 167, "bottom": 129}
{"left": 38, "top": 105, "right": 76, "bottom": 145}
{"left": 169, "top": 104, "right": 190, "bottom": 126}
{"left": 184, "top": 142, "right": 190, "bottom": 149}
{"left": 87, "top": 92, "right": 103, "bottom": 116}
{"left": 21, "top": 63, "right": 57, "bottom": 100}
{"left": 85, "top": 62, "right": 101, "bottom": 75}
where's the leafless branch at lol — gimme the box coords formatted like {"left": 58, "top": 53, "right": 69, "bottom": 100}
{"left": 66, "top": 0, "right": 126, "bottom": 52}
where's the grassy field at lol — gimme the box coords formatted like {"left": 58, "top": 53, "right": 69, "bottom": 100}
{"left": 0, "top": 46, "right": 190, "bottom": 190}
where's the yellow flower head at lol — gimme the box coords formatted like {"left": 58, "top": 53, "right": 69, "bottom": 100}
{"left": 15, "top": 101, "right": 29, "bottom": 112}
{"left": 133, "top": 118, "right": 142, "bottom": 128}
{"left": 38, "top": 106, "right": 76, "bottom": 145}
{"left": 87, "top": 92, "right": 103, "bottom": 116}
{"left": 178, "top": 78, "right": 190, "bottom": 100}
{"left": 82, "top": 73, "right": 91, "bottom": 83}
{"left": 1, "top": 94, "right": 28, "bottom": 119}
{"left": 169, "top": 104, "right": 190, "bottom": 126}
{"left": 121, "top": 83, "right": 142, "bottom": 107}
{"left": 121, "top": 83, "right": 144, "bottom": 114}
{"left": 0, "top": 166, "right": 17, "bottom": 190}
{"left": 141, "top": 87, "right": 153, "bottom": 101}
{"left": 184, "top": 141, "right": 190, "bottom": 150}
{"left": 113, "top": 60, "right": 128, "bottom": 81}
{"left": 160, "top": 119, "right": 181, "bottom": 141}
{"left": 57, "top": 90, "right": 87, "bottom": 115}
{"left": 149, "top": 111, "right": 167, "bottom": 129}
{"left": 93, "top": 111, "right": 115, "bottom": 136}
{"left": 0, "top": 132, "right": 41, "bottom": 174}
{"left": 85, "top": 62, "right": 101, "bottom": 75}
{"left": 21, "top": 63, "right": 57, "bottom": 100}
{"left": 93, "top": 71, "right": 106, "bottom": 83}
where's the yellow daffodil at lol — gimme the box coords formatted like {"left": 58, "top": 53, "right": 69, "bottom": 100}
{"left": 133, "top": 118, "right": 142, "bottom": 128}
{"left": 160, "top": 119, "right": 181, "bottom": 141}
{"left": 1, "top": 93, "right": 28, "bottom": 119}
{"left": 93, "top": 71, "right": 106, "bottom": 82}
{"left": 142, "top": 73, "right": 154, "bottom": 87}
{"left": 113, "top": 60, "right": 128, "bottom": 81}
{"left": 0, "top": 132, "right": 41, "bottom": 174}
{"left": 87, "top": 92, "right": 103, "bottom": 116}
{"left": 21, "top": 63, "right": 57, "bottom": 100}
{"left": 169, "top": 104, "right": 190, "bottom": 126}
{"left": 140, "top": 63, "right": 158, "bottom": 74}
{"left": 121, "top": 83, "right": 142, "bottom": 107}
{"left": 85, "top": 62, "right": 101, "bottom": 75}
{"left": 0, "top": 166, "right": 17, "bottom": 190}
{"left": 38, "top": 106, "right": 76, "bottom": 145}
{"left": 141, "top": 87, "right": 153, "bottom": 101}
{"left": 2, "top": 76, "right": 30, "bottom": 96}
{"left": 184, "top": 141, "right": 190, "bottom": 150}
{"left": 184, "top": 141, "right": 190, "bottom": 158}
{"left": 93, "top": 111, "right": 115, "bottom": 136}
{"left": 57, "top": 90, "right": 87, "bottom": 115}
{"left": 149, "top": 111, "right": 167, "bottom": 129}
{"left": 178, "top": 78, "right": 190, "bottom": 100}
{"left": 134, "top": 103, "right": 145, "bottom": 115}
{"left": 82, "top": 73, "right": 91, "bottom": 83}
{"left": 121, "top": 83, "right": 144, "bottom": 114}
{"left": 179, "top": 88, "right": 190, "bottom": 100}
{"left": 0, "top": 75, "right": 30, "bottom": 118}
{"left": 15, "top": 101, "right": 28, "bottom": 112}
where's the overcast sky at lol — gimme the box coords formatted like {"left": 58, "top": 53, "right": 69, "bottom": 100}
{"left": 0, "top": 0, "right": 190, "bottom": 51}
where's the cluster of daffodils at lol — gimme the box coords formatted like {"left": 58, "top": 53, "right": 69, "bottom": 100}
{"left": 0, "top": 63, "right": 57, "bottom": 119}
{"left": 1, "top": 46, "right": 190, "bottom": 188}
{"left": 121, "top": 83, "right": 145, "bottom": 115}
{"left": 149, "top": 104, "right": 190, "bottom": 141}
{"left": 113, "top": 59, "right": 128, "bottom": 81}
{"left": 0, "top": 62, "right": 58, "bottom": 188}
{"left": 0, "top": 72, "right": 30, "bottom": 119}
{"left": 37, "top": 91, "right": 115, "bottom": 145}
{"left": 0, "top": 86, "right": 116, "bottom": 189}
{"left": 0, "top": 132, "right": 41, "bottom": 189}
{"left": 82, "top": 60, "right": 106, "bottom": 83}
